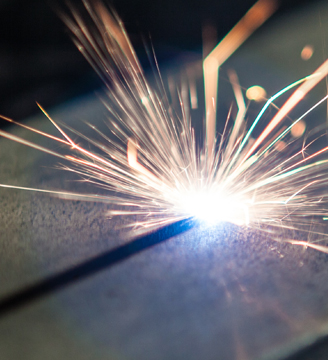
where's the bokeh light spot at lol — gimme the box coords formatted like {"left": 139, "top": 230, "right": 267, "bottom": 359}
{"left": 301, "top": 45, "right": 314, "bottom": 60}
{"left": 291, "top": 120, "right": 306, "bottom": 138}
{"left": 246, "top": 85, "right": 267, "bottom": 102}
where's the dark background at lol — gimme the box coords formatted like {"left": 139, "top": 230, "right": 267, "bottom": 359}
{"left": 0, "top": 0, "right": 324, "bottom": 123}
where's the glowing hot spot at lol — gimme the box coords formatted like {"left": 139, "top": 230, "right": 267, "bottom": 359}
{"left": 179, "top": 191, "right": 249, "bottom": 226}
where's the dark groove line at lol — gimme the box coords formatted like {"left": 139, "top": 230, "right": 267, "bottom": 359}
{"left": 0, "top": 218, "right": 195, "bottom": 317}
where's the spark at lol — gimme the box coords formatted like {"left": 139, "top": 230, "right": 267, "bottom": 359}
{"left": 204, "top": 0, "right": 277, "bottom": 158}
{"left": 1, "top": 0, "right": 328, "bottom": 251}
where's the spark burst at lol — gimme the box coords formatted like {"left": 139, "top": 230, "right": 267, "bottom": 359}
{"left": 1, "top": 0, "right": 328, "bottom": 251}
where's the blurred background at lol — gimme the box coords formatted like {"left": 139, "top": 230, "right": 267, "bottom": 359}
{"left": 0, "top": 0, "right": 325, "bottom": 126}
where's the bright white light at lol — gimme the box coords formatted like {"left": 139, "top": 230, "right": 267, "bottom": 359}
{"left": 178, "top": 190, "right": 249, "bottom": 226}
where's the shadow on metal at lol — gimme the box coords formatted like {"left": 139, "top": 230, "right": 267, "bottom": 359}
{"left": 0, "top": 218, "right": 195, "bottom": 317}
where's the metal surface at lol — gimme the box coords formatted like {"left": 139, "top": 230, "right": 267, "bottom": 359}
{"left": 0, "top": 96, "right": 327, "bottom": 360}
